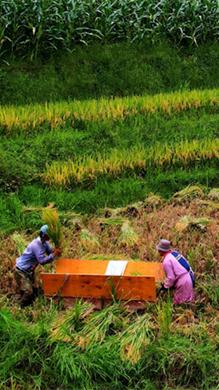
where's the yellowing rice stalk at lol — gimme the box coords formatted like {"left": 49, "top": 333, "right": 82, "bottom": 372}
{"left": 80, "top": 228, "right": 100, "bottom": 252}
{"left": 119, "top": 221, "right": 139, "bottom": 247}
{"left": 43, "top": 138, "right": 219, "bottom": 187}
{"left": 119, "top": 313, "right": 154, "bottom": 364}
{"left": 77, "top": 303, "right": 125, "bottom": 349}
{"left": 1, "top": 88, "right": 218, "bottom": 134}
{"left": 42, "top": 208, "right": 62, "bottom": 248}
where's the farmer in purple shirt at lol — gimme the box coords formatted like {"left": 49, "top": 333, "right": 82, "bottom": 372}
{"left": 14, "top": 225, "right": 61, "bottom": 307}
{"left": 157, "top": 239, "right": 195, "bottom": 304}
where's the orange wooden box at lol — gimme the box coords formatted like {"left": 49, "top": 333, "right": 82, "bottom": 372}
{"left": 41, "top": 259, "right": 164, "bottom": 302}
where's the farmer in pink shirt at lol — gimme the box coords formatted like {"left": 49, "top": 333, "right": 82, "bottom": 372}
{"left": 156, "top": 239, "right": 195, "bottom": 304}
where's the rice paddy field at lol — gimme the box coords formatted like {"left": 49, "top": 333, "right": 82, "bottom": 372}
{"left": 0, "top": 1, "right": 219, "bottom": 388}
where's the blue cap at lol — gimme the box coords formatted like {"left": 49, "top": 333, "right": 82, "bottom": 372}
{"left": 40, "top": 224, "right": 49, "bottom": 235}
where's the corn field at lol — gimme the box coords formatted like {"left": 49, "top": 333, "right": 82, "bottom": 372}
{"left": 43, "top": 139, "right": 219, "bottom": 187}
{"left": 0, "top": 88, "right": 218, "bottom": 134}
{"left": 0, "top": 0, "right": 218, "bottom": 59}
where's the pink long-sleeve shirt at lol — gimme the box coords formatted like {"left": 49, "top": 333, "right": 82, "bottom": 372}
{"left": 163, "top": 251, "right": 194, "bottom": 304}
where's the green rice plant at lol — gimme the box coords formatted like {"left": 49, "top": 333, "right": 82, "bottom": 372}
{"left": 119, "top": 312, "right": 154, "bottom": 364}
{"left": 42, "top": 208, "right": 62, "bottom": 248}
{"left": 0, "top": 309, "right": 51, "bottom": 388}
{"left": 144, "top": 334, "right": 219, "bottom": 388}
{"left": 51, "top": 343, "right": 92, "bottom": 388}
{"left": 197, "top": 277, "right": 219, "bottom": 307}
{"left": 119, "top": 221, "right": 139, "bottom": 247}
{"left": 157, "top": 296, "right": 173, "bottom": 338}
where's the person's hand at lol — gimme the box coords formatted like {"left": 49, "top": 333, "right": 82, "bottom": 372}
{"left": 157, "top": 283, "right": 168, "bottom": 296}
{"left": 53, "top": 247, "right": 62, "bottom": 257}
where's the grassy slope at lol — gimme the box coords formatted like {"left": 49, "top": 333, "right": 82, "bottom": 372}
{"left": 0, "top": 43, "right": 219, "bottom": 233}
{"left": 0, "top": 94, "right": 218, "bottom": 232}
{"left": 0, "top": 41, "right": 219, "bottom": 389}
{"left": 1, "top": 42, "right": 219, "bottom": 105}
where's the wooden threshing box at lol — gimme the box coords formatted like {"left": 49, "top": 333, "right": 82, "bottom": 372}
{"left": 41, "top": 259, "right": 164, "bottom": 302}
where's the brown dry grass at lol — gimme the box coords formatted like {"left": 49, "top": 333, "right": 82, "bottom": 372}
{"left": 1, "top": 197, "right": 218, "bottom": 304}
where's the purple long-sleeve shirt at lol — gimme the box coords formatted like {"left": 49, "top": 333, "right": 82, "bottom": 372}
{"left": 163, "top": 251, "right": 194, "bottom": 304}
{"left": 16, "top": 237, "right": 54, "bottom": 272}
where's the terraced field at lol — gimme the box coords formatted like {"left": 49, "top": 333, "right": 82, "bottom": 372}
{"left": 0, "top": 34, "right": 219, "bottom": 389}
{"left": 1, "top": 87, "right": 218, "bottom": 233}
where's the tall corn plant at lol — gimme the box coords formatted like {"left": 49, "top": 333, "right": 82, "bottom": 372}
{"left": 0, "top": 0, "right": 219, "bottom": 59}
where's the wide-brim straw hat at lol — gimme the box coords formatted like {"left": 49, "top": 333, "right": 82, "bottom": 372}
{"left": 156, "top": 239, "right": 171, "bottom": 252}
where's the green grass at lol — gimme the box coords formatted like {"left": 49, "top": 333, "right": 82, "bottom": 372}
{"left": 0, "top": 302, "right": 218, "bottom": 389}
{"left": 0, "top": 41, "right": 219, "bottom": 105}
{"left": 0, "top": 89, "right": 218, "bottom": 234}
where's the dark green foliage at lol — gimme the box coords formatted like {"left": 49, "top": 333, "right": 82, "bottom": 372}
{"left": 0, "top": 0, "right": 218, "bottom": 61}
{"left": 0, "top": 193, "right": 24, "bottom": 233}
{"left": 141, "top": 335, "right": 219, "bottom": 389}
{"left": 0, "top": 42, "right": 219, "bottom": 105}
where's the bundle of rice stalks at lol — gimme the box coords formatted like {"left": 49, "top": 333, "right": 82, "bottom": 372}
{"left": 59, "top": 211, "right": 83, "bottom": 229}
{"left": 42, "top": 208, "right": 62, "bottom": 248}
{"left": 23, "top": 202, "right": 55, "bottom": 213}
{"left": 120, "top": 202, "right": 143, "bottom": 218}
{"left": 87, "top": 254, "right": 129, "bottom": 261}
{"left": 11, "top": 232, "right": 27, "bottom": 255}
{"left": 80, "top": 228, "right": 100, "bottom": 252}
{"left": 98, "top": 207, "right": 123, "bottom": 218}
{"left": 119, "top": 313, "right": 154, "bottom": 364}
{"left": 175, "top": 216, "right": 210, "bottom": 233}
{"left": 195, "top": 199, "right": 219, "bottom": 211}
{"left": 208, "top": 188, "right": 219, "bottom": 201}
{"left": 143, "top": 193, "right": 164, "bottom": 211}
{"left": 77, "top": 303, "right": 126, "bottom": 349}
{"left": 98, "top": 217, "right": 127, "bottom": 227}
{"left": 172, "top": 185, "right": 204, "bottom": 204}
{"left": 50, "top": 300, "right": 93, "bottom": 343}
{"left": 119, "top": 221, "right": 139, "bottom": 247}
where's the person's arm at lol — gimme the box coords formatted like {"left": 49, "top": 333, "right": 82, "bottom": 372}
{"left": 45, "top": 241, "right": 53, "bottom": 255}
{"left": 32, "top": 242, "right": 54, "bottom": 265}
{"left": 157, "top": 283, "right": 168, "bottom": 296}
{"left": 163, "top": 257, "right": 176, "bottom": 289}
